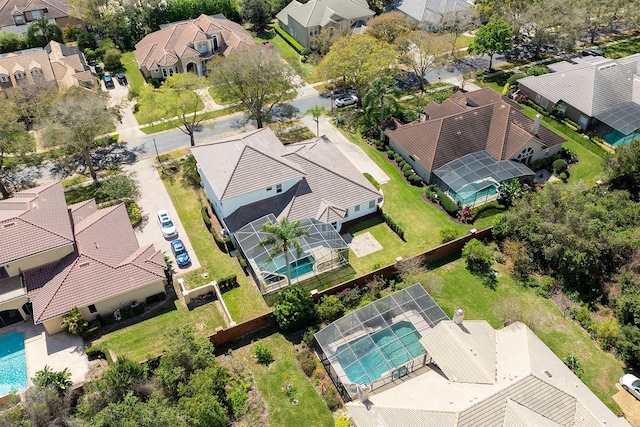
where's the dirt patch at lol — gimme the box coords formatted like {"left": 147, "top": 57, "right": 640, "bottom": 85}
{"left": 613, "top": 384, "right": 640, "bottom": 426}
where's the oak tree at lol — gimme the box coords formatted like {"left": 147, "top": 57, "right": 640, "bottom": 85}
{"left": 468, "top": 20, "right": 513, "bottom": 70}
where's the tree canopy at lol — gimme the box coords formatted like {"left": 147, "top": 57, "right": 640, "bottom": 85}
{"left": 259, "top": 217, "right": 309, "bottom": 286}
{"left": 318, "top": 34, "right": 397, "bottom": 99}
{"left": 210, "top": 46, "right": 298, "bottom": 128}
{"left": 0, "top": 101, "right": 30, "bottom": 199}
{"left": 468, "top": 20, "right": 513, "bottom": 70}
{"left": 366, "top": 11, "right": 415, "bottom": 44}
{"left": 397, "top": 31, "right": 449, "bottom": 92}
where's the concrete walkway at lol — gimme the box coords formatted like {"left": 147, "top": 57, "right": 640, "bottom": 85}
{"left": 195, "top": 88, "right": 222, "bottom": 111}
{"left": 298, "top": 114, "right": 390, "bottom": 185}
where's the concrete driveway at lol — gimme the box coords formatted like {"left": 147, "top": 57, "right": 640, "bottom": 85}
{"left": 614, "top": 383, "right": 640, "bottom": 426}
{"left": 124, "top": 158, "right": 200, "bottom": 276}
{"left": 104, "top": 73, "right": 147, "bottom": 142}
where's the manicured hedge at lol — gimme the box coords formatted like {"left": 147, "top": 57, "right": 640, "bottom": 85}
{"left": 379, "top": 207, "right": 405, "bottom": 241}
{"left": 433, "top": 187, "right": 459, "bottom": 216}
{"left": 273, "top": 24, "right": 304, "bottom": 54}
{"left": 201, "top": 205, "right": 212, "bottom": 230}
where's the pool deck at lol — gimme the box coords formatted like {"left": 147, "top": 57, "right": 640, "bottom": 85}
{"left": 0, "top": 321, "right": 88, "bottom": 394}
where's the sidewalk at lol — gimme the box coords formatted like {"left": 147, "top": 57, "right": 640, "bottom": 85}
{"left": 298, "top": 115, "right": 390, "bottom": 185}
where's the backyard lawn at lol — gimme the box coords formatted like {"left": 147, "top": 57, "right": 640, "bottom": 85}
{"left": 160, "top": 163, "right": 269, "bottom": 322}
{"left": 225, "top": 332, "right": 334, "bottom": 427}
{"left": 91, "top": 299, "right": 225, "bottom": 362}
{"left": 340, "top": 131, "right": 473, "bottom": 274}
{"left": 120, "top": 52, "right": 146, "bottom": 93}
{"left": 563, "top": 139, "right": 604, "bottom": 184}
{"left": 430, "top": 255, "right": 624, "bottom": 413}
{"left": 255, "top": 29, "right": 320, "bottom": 84}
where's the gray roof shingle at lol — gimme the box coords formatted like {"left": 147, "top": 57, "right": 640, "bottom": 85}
{"left": 395, "top": 0, "right": 472, "bottom": 25}
{"left": 276, "top": 0, "right": 374, "bottom": 28}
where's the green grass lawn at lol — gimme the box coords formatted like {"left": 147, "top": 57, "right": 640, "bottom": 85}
{"left": 430, "top": 255, "right": 624, "bottom": 412}
{"left": 160, "top": 163, "right": 269, "bottom": 322}
{"left": 563, "top": 139, "right": 604, "bottom": 184}
{"left": 475, "top": 71, "right": 513, "bottom": 92}
{"left": 601, "top": 36, "right": 640, "bottom": 59}
{"left": 340, "top": 131, "right": 472, "bottom": 274}
{"left": 226, "top": 332, "right": 334, "bottom": 427}
{"left": 91, "top": 299, "right": 225, "bottom": 362}
{"left": 140, "top": 106, "right": 241, "bottom": 134}
{"left": 120, "top": 52, "right": 146, "bottom": 93}
{"left": 255, "top": 30, "right": 320, "bottom": 84}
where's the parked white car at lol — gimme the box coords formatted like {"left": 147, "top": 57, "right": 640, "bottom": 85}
{"left": 619, "top": 374, "right": 640, "bottom": 400}
{"left": 335, "top": 94, "right": 358, "bottom": 108}
{"left": 157, "top": 210, "right": 177, "bottom": 239}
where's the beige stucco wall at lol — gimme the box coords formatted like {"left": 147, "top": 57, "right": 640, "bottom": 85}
{"left": 42, "top": 279, "right": 166, "bottom": 335}
{"left": 0, "top": 293, "right": 28, "bottom": 315}
{"left": 3, "top": 244, "right": 74, "bottom": 277}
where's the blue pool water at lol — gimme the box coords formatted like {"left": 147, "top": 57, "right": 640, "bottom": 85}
{"left": 263, "top": 256, "right": 315, "bottom": 281}
{"left": 336, "top": 321, "right": 424, "bottom": 385}
{"left": 0, "top": 332, "right": 27, "bottom": 396}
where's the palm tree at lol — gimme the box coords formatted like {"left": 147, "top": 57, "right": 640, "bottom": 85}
{"left": 26, "top": 17, "right": 62, "bottom": 47}
{"left": 363, "top": 79, "right": 401, "bottom": 141}
{"left": 259, "top": 218, "right": 309, "bottom": 286}
{"left": 60, "top": 306, "right": 88, "bottom": 336}
{"left": 305, "top": 105, "right": 326, "bottom": 136}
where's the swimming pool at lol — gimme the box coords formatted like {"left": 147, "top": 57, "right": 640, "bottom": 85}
{"left": 263, "top": 256, "right": 315, "bottom": 282}
{"left": 0, "top": 331, "right": 27, "bottom": 396}
{"left": 335, "top": 321, "right": 425, "bottom": 385}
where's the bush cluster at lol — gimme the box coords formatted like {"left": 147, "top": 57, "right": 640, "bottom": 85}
{"left": 201, "top": 205, "right": 212, "bottom": 230}
{"left": 471, "top": 200, "right": 505, "bottom": 217}
{"left": 297, "top": 351, "right": 318, "bottom": 377}
{"left": 253, "top": 342, "right": 274, "bottom": 365}
{"left": 379, "top": 208, "right": 405, "bottom": 240}
{"left": 273, "top": 24, "right": 304, "bottom": 53}
{"left": 316, "top": 295, "right": 345, "bottom": 323}
{"left": 429, "top": 186, "right": 459, "bottom": 216}
{"left": 439, "top": 227, "right": 459, "bottom": 243}
{"left": 385, "top": 149, "right": 423, "bottom": 186}
{"left": 218, "top": 275, "right": 237, "bottom": 291}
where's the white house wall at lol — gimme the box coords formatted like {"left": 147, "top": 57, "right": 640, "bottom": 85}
{"left": 219, "top": 176, "right": 301, "bottom": 218}
{"left": 3, "top": 244, "right": 74, "bottom": 278}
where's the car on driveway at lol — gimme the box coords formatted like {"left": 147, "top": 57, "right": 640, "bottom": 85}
{"left": 335, "top": 94, "right": 358, "bottom": 108}
{"left": 157, "top": 210, "right": 177, "bottom": 239}
{"left": 103, "top": 74, "right": 115, "bottom": 89}
{"left": 620, "top": 374, "right": 640, "bottom": 400}
{"left": 171, "top": 239, "right": 191, "bottom": 267}
{"left": 116, "top": 72, "right": 128, "bottom": 85}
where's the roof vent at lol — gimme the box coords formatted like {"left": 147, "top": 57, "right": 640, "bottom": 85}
{"left": 79, "top": 261, "right": 90, "bottom": 268}
{"left": 94, "top": 241, "right": 99, "bottom": 249}
{"left": 532, "top": 114, "right": 541, "bottom": 135}
{"left": 453, "top": 308, "right": 465, "bottom": 325}
{"left": 456, "top": 131, "right": 462, "bottom": 135}
{"left": 3, "top": 222, "right": 16, "bottom": 228}
{"left": 544, "top": 370, "right": 552, "bottom": 378}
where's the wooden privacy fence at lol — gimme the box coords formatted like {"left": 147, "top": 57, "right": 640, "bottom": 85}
{"left": 206, "top": 228, "right": 493, "bottom": 345}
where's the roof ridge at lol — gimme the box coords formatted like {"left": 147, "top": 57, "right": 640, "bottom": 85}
{"left": 495, "top": 103, "right": 511, "bottom": 159}
{"left": 33, "top": 255, "right": 81, "bottom": 323}
{"left": 74, "top": 203, "right": 121, "bottom": 235}
{"left": 286, "top": 146, "right": 378, "bottom": 197}
{"left": 121, "top": 245, "right": 164, "bottom": 276}
{"left": 304, "top": 0, "right": 321, "bottom": 26}
{"left": 220, "top": 144, "right": 249, "bottom": 199}
{"left": 18, "top": 216, "right": 74, "bottom": 243}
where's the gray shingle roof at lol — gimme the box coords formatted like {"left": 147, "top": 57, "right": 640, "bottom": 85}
{"left": 276, "top": 0, "right": 374, "bottom": 28}
{"left": 517, "top": 54, "right": 640, "bottom": 117}
{"left": 0, "top": 0, "right": 71, "bottom": 27}
{"left": 214, "top": 131, "right": 381, "bottom": 232}
{"left": 395, "top": 0, "right": 472, "bottom": 25}
{"left": 0, "top": 182, "right": 74, "bottom": 265}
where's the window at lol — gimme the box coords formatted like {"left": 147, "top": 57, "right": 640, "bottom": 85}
{"left": 0, "top": 75, "right": 7, "bottom": 83}
{"left": 344, "top": 209, "right": 349, "bottom": 218}
{"left": 154, "top": 68, "right": 159, "bottom": 73}
{"left": 168, "top": 68, "right": 174, "bottom": 76}
{"left": 516, "top": 146, "right": 534, "bottom": 164}
{"left": 539, "top": 97, "right": 548, "bottom": 109}
{"left": 369, "top": 200, "right": 375, "bottom": 209}
{"left": 578, "top": 115, "right": 589, "bottom": 130}
{"left": 31, "top": 10, "right": 42, "bottom": 18}
{"left": 266, "top": 186, "right": 272, "bottom": 191}
{"left": 14, "top": 15, "right": 25, "bottom": 25}
{"left": 544, "top": 148, "right": 550, "bottom": 157}
{"left": 15, "top": 72, "right": 24, "bottom": 80}
{"left": 162, "top": 68, "right": 167, "bottom": 77}
{"left": 88, "top": 304, "right": 97, "bottom": 314}
{"left": 276, "top": 184, "right": 282, "bottom": 193}
{"left": 354, "top": 204, "right": 360, "bottom": 212}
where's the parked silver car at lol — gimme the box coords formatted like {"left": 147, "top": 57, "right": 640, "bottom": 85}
{"left": 620, "top": 374, "right": 640, "bottom": 400}
{"left": 335, "top": 94, "right": 358, "bottom": 108}
{"left": 157, "top": 210, "right": 177, "bottom": 239}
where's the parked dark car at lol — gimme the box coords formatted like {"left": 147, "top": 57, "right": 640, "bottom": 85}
{"left": 170, "top": 239, "right": 191, "bottom": 267}
{"left": 103, "top": 74, "right": 115, "bottom": 89}
{"left": 582, "top": 48, "right": 605, "bottom": 57}
{"left": 116, "top": 72, "right": 128, "bottom": 85}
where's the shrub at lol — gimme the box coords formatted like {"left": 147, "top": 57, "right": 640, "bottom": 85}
{"left": 569, "top": 304, "right": 593, "bottom": 330}
{"left": 408, "top": 174, "right": 422, "bottom": 186}
{"left": 83, "top": 48, "right": 97, "bottom": 63}
{"left": 393, "top": 153, "right": 402, "bottom": 162}
{"left": 253, "top": 342, "right": 274, "bottom": 365}
{"left": 77, "top": 32, "right": 97, "bottom": 51}
{"left": 297, "top": 350, "right": 318, "bottom": 377}
{"left": 386, "top": 149, "right": 394, "bottom": 159}
{"left": 62, "top": 24, "right": 80, "bottom": 43}
{"left": 472, "top": 201, "right": 504, "bottom": 217}
{"left": 399, "top": 160, "right": 408, "bottom": 169}
{"left": 462, "top": 239, "right": 493, "bottom": 275}
{"left": 558, "top": 172, "right": 568, "bottom": 181}
{"left": 616, "top": 294, "right": 640, "bottom": 327}
{"left": 552, "top": 159, "right": 568, "bottom": 173}
{"left": 433, "top": 187, "right": 459, "bottom": 216}
{"left": 33, "top": 366, "right": 72, "bottom": 394}
{"left": 617, "top": 325, "right": 640, "bottom": 369}
{"left": 218, "top": 275, "right": 237, "bottom": 290}
{"left": 95, "top": 175, "right": 140, "bottom": 203}
{"left": 440, "top": 227, "right": 459, "bottom": 243}
{"left": 336, "top": 415, "right": 350, "bottom": 427}
{"left": 273, "top": 286, "right": 316, "bottom": 332}
{"left": 403, "top": 169, "right": 413, "bottom": 177}
{"left": 380, "top": 208, "right": 405, "bottom": 240}
{"left": 103, "top": 48, "right": 122, "bottom": 70}
{"left": 562, "top": 353, "right": 583, "bottom": 377}
{"left": 316, "top": 295, "right": 345, "bottom": 323}
{"left": 323, "top": 387, "right": 343, "bottom": 411}
{"left": 146, "top": 292, "right": 166, "bottom": 304}
{"left": 506, "top": 73, "right": 526, "bottom": 85}
{"left": 201, "top": 205, "right": 212, "bottom": 230}
{"left": 339, "top": 287, "right": 364, "bottom": 309}
{"left": 526, "top": 65, "right": 548, "bottom": 76}
{"left": 363, "top": 172, "right": 380, "bottom": 190}
{"left": 60, "top": 307, "right": 89, "bottom": 336}
{"left": 588, "top": 318, "right": 621, "bottom": 351}
{"left": 301, "top": 47, "right": 311, "bottom": 56}
{"left": 302, "top": 327, "right": 317, "bottom": 348}
{"left": 273, "top": 24, "right": 304, "bottom": 53}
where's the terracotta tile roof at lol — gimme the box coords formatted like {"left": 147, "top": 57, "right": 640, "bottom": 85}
{"left": 134, "top": 14, "right": 255, "bottom": 71}
{"left": 216, "top": 131, "right": 381, "bottom": 231}
{"left": 24, "top": 203, "right": 166, "bottom": 323}
{"left": 0, "top": 0, "right": 71, "bottom": 27}
{"left": 0, "top": 182, "right": 74, "bottom": 264}
{"left": 385, "top": 88, "right": 566, "bottom": 172}
{"left": 0, "top": 48, "right": 56, "bottom": 85}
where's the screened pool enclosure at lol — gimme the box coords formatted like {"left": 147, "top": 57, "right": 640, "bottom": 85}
{"left": 315, "top": 284, "right": 449, "bottom": 400}
{"left": 433, "top": 150, "right": 534, "bottom": 207}
{"left": 234, "top": 214, "right": 349, "bottom": 294}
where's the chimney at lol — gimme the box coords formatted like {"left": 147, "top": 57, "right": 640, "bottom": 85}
{"left": 532, "top": 114, "right": 541, "bottom": 135}
{"left": 453, "top": 308, "right": 465, "bottom": 325}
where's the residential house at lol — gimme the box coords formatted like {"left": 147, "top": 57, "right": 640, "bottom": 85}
{"left": 276, "top": 0, "right": 375, "bottom": 49}
{"left": 382, "top": 87, "right": 565, "bottom": 206}
{"left": 0, "top": 40, "right": 94, "bottom": 91}
{"left": 0, "top": 182, "right": 167, "bottom": 334}
{"left": 517, "top": 54, "right": 640, "bottom": 146}
{"left": 191, "top": 128, "right": 382, "bottom": 290}
{"left": 345, "top": 316, "right": 631, "bottom": 426}
{"left": 134, "top": 14, "right": 255, "bottom": 79}
{"left": 393, "top": 0, "right": 473, "bottom": 31}
{"left": 0, "top": 0, "right": 81, "bottom": 34}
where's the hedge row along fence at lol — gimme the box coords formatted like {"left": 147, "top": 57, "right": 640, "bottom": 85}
{"left": 273, "top": 24, "right": 304, "bottom": 54}
{"left": 378, "top": 207, "right": 405, "bottom": 241}
{"left": 201, "top": 203, "right": 233, "bottom": 253}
